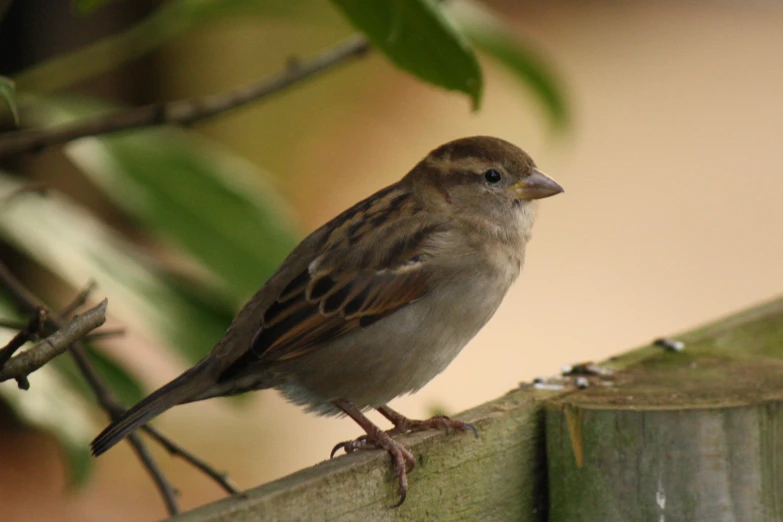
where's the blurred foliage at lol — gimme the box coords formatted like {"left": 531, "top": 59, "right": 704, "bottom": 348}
{"left": 0, "top": 170, "right": 239, "bottom": 365}
{"left": 0, "top": 0, "right": 568, "bottom": 482}
{"left": 0, "top": 76, "right": 18, "bottom": 125}
{"left": 49, "top": 98, "right": 300, "bottom": 303}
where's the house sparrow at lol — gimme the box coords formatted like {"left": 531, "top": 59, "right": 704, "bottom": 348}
{"left": 91, "top": 136, "right": 563, "bottom": 505}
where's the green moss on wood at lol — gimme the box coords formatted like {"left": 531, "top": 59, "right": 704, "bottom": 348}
{"left": 547, "top": 295, "right": 783, "bottom": 521}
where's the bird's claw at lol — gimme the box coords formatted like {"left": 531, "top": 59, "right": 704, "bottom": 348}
{"left": 330, "top": 430, "right": 415, "bottom": 506}
{"left": 381, "top": 411, "right": 479, "bottom": 439}
{"left": 330, "top": 435, "right": 372, "bottom": 458}
{"left": 402, "top": 415, "right": 479, "bottom": 438}
{"left": 331, "top": 403, "right": 479, "bottom": 507}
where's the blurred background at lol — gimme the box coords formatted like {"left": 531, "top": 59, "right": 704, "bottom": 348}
{"left": 1, "top": 0, "right": 782, "bottom": 520}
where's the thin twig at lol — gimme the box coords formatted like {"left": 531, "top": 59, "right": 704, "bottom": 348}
{"left": 59, "top": 279, "right": 97, "bottom": 319}
{"left": 0, "top": 35, "right": 370, "bottom": 158}
{"left": 0, "top": 261, "right": 44, "bottom": 311}
{"left": 127, "top": 433, "right": 180, "bottom": 515}
{"left": 0, "top": 307, "right": 46, "bottom": 369}
{"left": 143, "top": 425, "right": 240, "bottom": 495}
{"left": 66, "top": 339, "right": 183, "bottom": 515}
{"left": 0, "top": 261, "right": 180, "bottom": 515}
{"left": 0, "top": 301, "right": 105, "bottom": 384}
{"left": 0, "top": 261, "right": 240, "bottom": 512}
{"left": 66, "top": 335, "right": 236, "bottom": 501}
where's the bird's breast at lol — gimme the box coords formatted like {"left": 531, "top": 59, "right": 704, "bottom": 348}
{"left": 275, "top": 262, "right": 516, "bottom": 414}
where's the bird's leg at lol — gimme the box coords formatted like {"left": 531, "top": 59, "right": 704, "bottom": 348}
{"left": 331, "top": 399, "right": 415, "bottom": 506}
{"left": 377, "top": 405, "right": 478, "bottom": 437}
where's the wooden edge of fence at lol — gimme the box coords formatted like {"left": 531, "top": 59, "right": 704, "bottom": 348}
{"left": 172, "top": 295, "right": 783, "bottom": 522}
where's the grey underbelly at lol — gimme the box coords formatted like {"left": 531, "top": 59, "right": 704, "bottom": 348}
{"left": 273, "top": 278, "right": 509, "bottom": 415}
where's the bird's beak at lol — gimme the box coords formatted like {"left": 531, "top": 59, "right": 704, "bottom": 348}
{"left": 510, "top": 168, "right": 564, "bottom": 200}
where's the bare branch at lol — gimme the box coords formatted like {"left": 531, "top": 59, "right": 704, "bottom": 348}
{"left": 0, "top": 261, "right": 46, "bottom": 315}
{"left": 0, "top": 35, "right": 370, "bottom": 158}
{"left": 0, "top": 300, "right": 106, "bottom": 384}
{"left": 0, "top": 261, "right": 180, "bottom": 514}
{"left": 59, "top": 279, "right": 97, "bottom": 319}
{"left": 128, "top": 433, "right": 181, "bottom": 515}
{"left": 0, "top": 261, "right": 237, "bottom": 512}
{"left": 143, "top": 425, "right": 240, "bottom": 495}
{"left": 0, "top": 307, "right": 47, "bottom": 369}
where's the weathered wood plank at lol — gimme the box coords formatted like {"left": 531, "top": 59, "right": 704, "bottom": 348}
{"left": 547, "top": 296, "right": 783, "bottom": 522}
{"left": 171, "top": 296, "right": 783, "bottom": 521}
{"left": 172, "top": 387, "right": 565, "bottom": 522}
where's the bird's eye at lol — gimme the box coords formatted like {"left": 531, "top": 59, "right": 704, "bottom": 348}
{"left": 484, "top": 169, "right": 502, "bottom": 184}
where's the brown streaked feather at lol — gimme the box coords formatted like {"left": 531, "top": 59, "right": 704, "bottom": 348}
{"left": 219, "top": 190, "right": 444, "bottom": 380}
{"left": 278, "top": 270, "right": 310, "bottom": 302}
{"left": 261, "top": 266, "right": 428, "bottom": 362}
{"left": 251, "top": 263, "right": 430, "bottom": 364}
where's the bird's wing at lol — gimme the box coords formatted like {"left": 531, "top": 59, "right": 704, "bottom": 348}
{"left": 252, "top": 262, "right": 429, "bottom": 362}
{"left": 219, "top": 217, "right": 446, "bottom": 378}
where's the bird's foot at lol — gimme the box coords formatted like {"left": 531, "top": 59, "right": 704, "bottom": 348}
{"left": 329, "top": 409, "right": 477, "bottom": 459}
{"left": 331, "top": 399, "right": 416, "bottom": 506}
{"left": 330, "top": 434, "right": 372, "bottom": 457}
{"left": 378, "top": 405, "right": 479, "bottom": 438}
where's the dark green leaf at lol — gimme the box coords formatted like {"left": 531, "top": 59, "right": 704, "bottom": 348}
{"left": 69, "top": 129, "right": 299, "bottom": 303}
{"left": 49, "top": 99, "right": 300, "bottom": 304}
{"left": 330, "top": 0, "right": 483, "bottom": 108}
{"left": 468, "top": 28, "right": 569, "bottom": 132}
{"left": 0, "top": 76, "right": 18, "bottom": 125}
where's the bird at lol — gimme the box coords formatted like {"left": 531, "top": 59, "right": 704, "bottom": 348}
{"left": 91, "top": 136, "right": 563, "bottom": 505}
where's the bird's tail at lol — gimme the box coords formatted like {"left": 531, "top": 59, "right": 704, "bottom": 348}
{"left": 91, "top": 356, "right": 220, "bottom": 456}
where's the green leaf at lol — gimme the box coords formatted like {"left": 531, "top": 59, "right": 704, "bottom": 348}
{"left": 67, "top": 130, "right": 300, "bottom": 303}
{"left": 467, "top": 28, "right": 569, "bottom": 132}
{"left": 0, "top": 76, "right": 19, "bottom": 125}
{"left": 330, "top": 0, "right": 483, "bottom": 108}
{"left": 35, "top": 98, "right": 301, "bottom": 304}
{"left": 0, "top": 173, "right": 232, "bottom": 364}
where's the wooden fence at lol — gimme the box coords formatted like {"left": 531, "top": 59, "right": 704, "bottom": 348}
{"left": 171, "top": 296, "right": 783, "bottom": 521}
